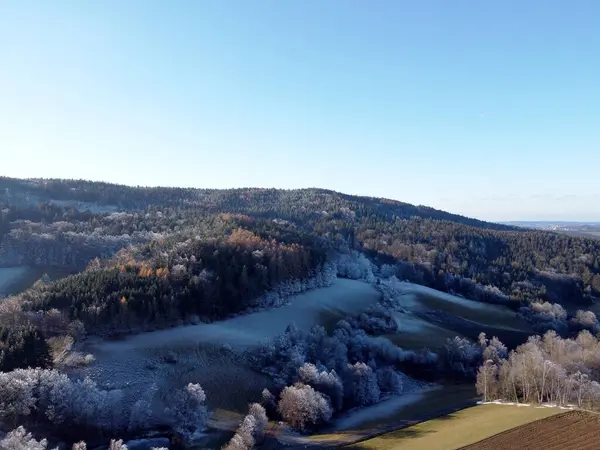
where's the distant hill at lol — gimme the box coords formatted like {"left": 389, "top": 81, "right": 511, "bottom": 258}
{"left": 504, "top": 221, "right": 600, "bottom": 240}
{"left": 0, "top": 176, "right": 515, "bottom": 231}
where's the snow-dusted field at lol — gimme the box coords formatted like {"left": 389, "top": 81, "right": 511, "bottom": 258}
{"left": 91, "top": 278, "right": 380, "bottom": 355}
{"left": 0, "top": 266, "right": 33, "bottom": 296}
{"left": 387, "top": 311, "right": 463, "bottom": 350}
{"left": 394, "top": 282, "right": 531, "bottom": 332}
{"left": 81, "top": 278, "right": 381, "bottom": 412}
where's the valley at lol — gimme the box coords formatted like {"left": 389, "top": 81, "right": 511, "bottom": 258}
{"left": 73, "top": 276, "right": 535, "bottom": 447}
{"left": 1, "top": 178, "right": 600, "bottom": 449}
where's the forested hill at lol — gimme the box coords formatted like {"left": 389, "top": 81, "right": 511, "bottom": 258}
{"left": 0, "top": 176, "right": 515, "bottom": 230}
{"left": 1, "top": 176, "right": 600, "bottom": 341}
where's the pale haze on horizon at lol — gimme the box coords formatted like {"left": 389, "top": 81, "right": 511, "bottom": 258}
{"left": 1, "top": 1, "right": 599, "bottom": 222}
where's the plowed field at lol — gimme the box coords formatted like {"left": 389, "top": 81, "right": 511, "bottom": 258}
{"left": 462, "top": 410, "right": 600, "bottom": 450}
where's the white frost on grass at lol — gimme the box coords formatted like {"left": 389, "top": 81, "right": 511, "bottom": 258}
{"left": 333, "top": 385, "right": 440, "bottom": 431}
{"left": 94, "top": 278, "right": 380, "bottom": 354}
{"left": 477, "top": 400, "right": 576, "bottom": 410}
{"left": 392, "top": 311, "right": 441, "bottom": 334}
{"left": 81, "top": 278, "right": 381, "bottom": 413}
{"left": 391, "top": 281, "right": 530, "bottom": 332}
{"left": 0, "top": 266, "right": 32, "bottom": 295}
{"left": 397, "top": 282, "right": 495, "bottom": 311}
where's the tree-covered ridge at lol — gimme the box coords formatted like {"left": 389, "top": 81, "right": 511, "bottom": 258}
{"left": 0, "top": 176, "right": 516, "bottom": 228}
{"left": 13, "top": 221, "right": 330, "bottom": 334}
{"left": 3, "top": 176, "right": 600, "bottom": 304}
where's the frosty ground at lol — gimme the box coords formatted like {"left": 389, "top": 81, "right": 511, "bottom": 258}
{"left": 81, "top": 278, "right": 381, "bottom": 413}
{"left": 76, "top": 275, "right": 529, "bottom": 443}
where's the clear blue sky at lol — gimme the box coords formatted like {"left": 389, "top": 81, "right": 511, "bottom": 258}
{"left": 1, "top": 1, "right": 599, "bottom": 222}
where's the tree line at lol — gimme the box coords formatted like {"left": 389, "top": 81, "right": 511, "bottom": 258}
{"left": 476, "top": 330, "right": 600, "bottom": 409}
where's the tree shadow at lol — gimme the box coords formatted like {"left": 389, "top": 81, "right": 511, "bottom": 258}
{"left": 349, "top": 412, "right": 462, "bottom": 449}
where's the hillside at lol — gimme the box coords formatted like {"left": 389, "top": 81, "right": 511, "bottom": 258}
{"left": 2, "top": 176, "right": 600, "bottom": 307}
{"left": 2, "top": 177, "right": 600, "bottom": 448}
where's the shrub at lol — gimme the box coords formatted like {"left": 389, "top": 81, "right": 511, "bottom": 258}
{"left": 277, "top": 383, "right": 332, "bottom": 431}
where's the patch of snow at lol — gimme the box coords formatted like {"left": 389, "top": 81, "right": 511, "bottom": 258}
{"left": 479, "top": 400, "right": 574, "bottom": 410}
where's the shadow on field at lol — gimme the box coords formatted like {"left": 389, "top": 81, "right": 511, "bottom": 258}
{"left": 347, "top": 413, "right": 461, "bottom": 449}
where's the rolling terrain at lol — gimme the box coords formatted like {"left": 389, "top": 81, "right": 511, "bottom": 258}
{"left": 1, "top": 177, "right": 600, "bottom": 448}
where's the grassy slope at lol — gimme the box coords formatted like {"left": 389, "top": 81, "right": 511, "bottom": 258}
{"left": 81, "top": 279, "right": 380, "bottom": 414}
{"left": 348, "top": 404, "right": 562, "bottom": 450}
{"left": 303, "top": 384, "right": 476, "bottom": 446}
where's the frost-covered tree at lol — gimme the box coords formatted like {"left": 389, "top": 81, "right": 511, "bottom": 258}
{"left": 479, "top": 333, "right": 508, "bottom": 364}
{"left": 0, "top": 427, "right": 50, "bottom": 450}
{"left": 278, "top": 383, "right": 332, "bottom": 431}
{"left": 347, "top": 306, "right": 399, "bottom": 335}
{"left": 571, "top": 310, "right": 599, "bottom": 332}
{"left": 223, "top": 402, "right": 268, "bottom": 450}
{"left": 0, "top": 368, "right": 130, "bottom": 437}
{"left": 72, "top": 442, "right": 86, "bottom": 450}
{"left": 298, "top": 363, "right": 344, "bottom": 411}
{"left": 475, "top": 330, "right": 600, "bottom": 409}
{"left": 165, "top": 382, "right": 207, "bottom": 436}
{"left": 108, "top": 440, "right": 127, "bottom": 450}
{"left": 519, "top": 302, "right": 568, "bottom": 333}
{"left": 224, "top": 415, "right": 256, "bottom": 450}
{"left": 344, "top": 362, "right": 380, "bottom": 407}
{"left": 376, "top": 367, "right": 404, "bottom": 394}
{"left": 442, "top": 336, "right": 482, "bottom": 377}
{"left": 335, "top": 251, "right": 375, "bottom": 281}
{"left": 248, "top": 403, "right": 268, "bottom": 443}
{"left": 128, "top": 384, "right": 158, "bottom": 431}
{"left": 476, "top": 360, "right": 498, "bottom": 402}
{"left": 0, "top": 370, "right": 37, "bottom": 421}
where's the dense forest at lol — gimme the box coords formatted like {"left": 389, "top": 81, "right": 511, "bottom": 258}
{"left": 2, "top": 176, "right": 600, "bottom": 370}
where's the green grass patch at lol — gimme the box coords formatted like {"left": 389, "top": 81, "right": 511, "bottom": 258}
{"left": 348, "top": 403, "right": 563, "bottom": 450}
{"left": 306, "top": 384, "right": 477, "bottom": 446}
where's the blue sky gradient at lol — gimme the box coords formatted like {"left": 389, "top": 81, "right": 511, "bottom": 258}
{"left": 1, "top": 1, "right": 599, "bottom": 221}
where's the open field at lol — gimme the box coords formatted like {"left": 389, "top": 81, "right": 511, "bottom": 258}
{"left": 391, "top": 282, "right": 533, "bottom": 349}
{"left": 397, "top": 282, "right": 530, "bottom": 332}
{"left": 378, "top": 282, "right": 533, "bottom": 352}
{"left": 82, "top": 278, "right": 381, "bottom": 413}
{"left": 287, "top": 384, "right": 477, "bottom": 447}
{"left": 348, "top": 404, "right": 563, "bottom": 450}
{"left": 387, "top": 311, "right": 464, "bottom": 350}
{"left": 462, "top": 410, "right": 600, "bottom": 450}
{"left": 79, "top": 277, "right": 536, "bottom": 441}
